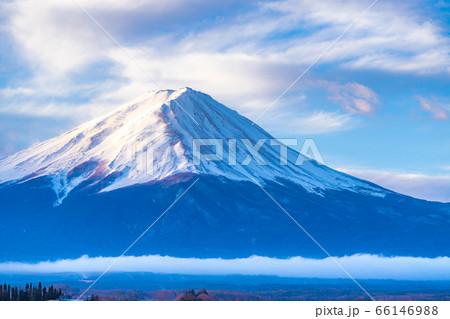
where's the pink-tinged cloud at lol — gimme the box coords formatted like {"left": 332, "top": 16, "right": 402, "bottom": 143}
{"left": 322, "top": 81, "right": 379, "bottom": 115}
{"left": 416, "top": 96, "right": 449, "bottom": 120}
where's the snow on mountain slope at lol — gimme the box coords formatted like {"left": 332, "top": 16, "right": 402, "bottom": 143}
{"left": 0, "top": 88, "right": 386, "bottom": 204}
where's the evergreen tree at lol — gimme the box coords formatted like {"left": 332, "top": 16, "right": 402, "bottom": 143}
{"left": 0, "top": 282, "right": 64, "bottom": 301}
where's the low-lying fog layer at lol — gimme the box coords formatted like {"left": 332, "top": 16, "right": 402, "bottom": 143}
{"left": 0, "top": 254, "right": 449, "bottom": 280}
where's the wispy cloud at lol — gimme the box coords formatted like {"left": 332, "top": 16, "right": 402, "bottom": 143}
{"left": 263, "top": 0, "right": 450, "bottom": 74}
{"left": 268, "top": 110, "right": 356, "bottom": 135}
{"left": 1, "top": 0, "right": 448, "bottom": 119}
{"left": 416, "top": 95, "right": 449, "bottom": 120}
{"left": 320, "top": 81, "right": 379, "bottom": 115}
{"left": 0, "top": 254, "right": 449, "bottom": 280}
{"left": 293, "top": 111, "right": 355, "bottom": 134}
{"left": 338, "top": 167, "right": 450, "bottom": 203}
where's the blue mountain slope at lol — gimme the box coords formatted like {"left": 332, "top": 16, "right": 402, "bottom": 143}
{"left": 0, "top": 173, "right": 448, "bottom": 262}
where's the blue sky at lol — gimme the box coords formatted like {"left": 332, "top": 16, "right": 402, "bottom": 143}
{"left": 0, "top": 0, "right": 449, "bottom": 201}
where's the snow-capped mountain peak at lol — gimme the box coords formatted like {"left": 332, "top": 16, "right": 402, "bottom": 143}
{"left": 0, "top": 88, "right": 385, "bottom": 204}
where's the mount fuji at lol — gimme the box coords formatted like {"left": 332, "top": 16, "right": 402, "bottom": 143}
{"left": 0, "top": 88, "right": 449, "bottom": 262}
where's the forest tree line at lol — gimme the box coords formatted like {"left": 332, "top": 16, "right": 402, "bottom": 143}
{"left": 0, "top": 282, "right": 63, "bottom": 301}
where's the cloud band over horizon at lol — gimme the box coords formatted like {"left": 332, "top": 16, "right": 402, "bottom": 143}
{"left": 0, "top": 254, "right": 449, "bottom": 281}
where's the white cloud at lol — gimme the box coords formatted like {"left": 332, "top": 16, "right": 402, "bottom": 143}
{"left": 0, "top": 254, "right": 449, "bottom": 280}
{"left": 5, "top": 1, "right": 109, "bottom": 77}
{"left": 264, "top": 0, "right": 450, "bottom": 74}
{"left": 2, "top": 0, "right": 448, "bottom": 110}
{"left": 267, "top": 110, "right": 356, "bottom": 135}
{"left": 338, "top": 168, "right": 450, "bottom": 203}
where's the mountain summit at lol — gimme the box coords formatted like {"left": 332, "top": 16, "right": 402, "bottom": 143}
{"left": 0, "top": 87, "right": 382, "bottom": 204}
{"left": 0, "top": 88, "right": 449, "bottom": 262}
